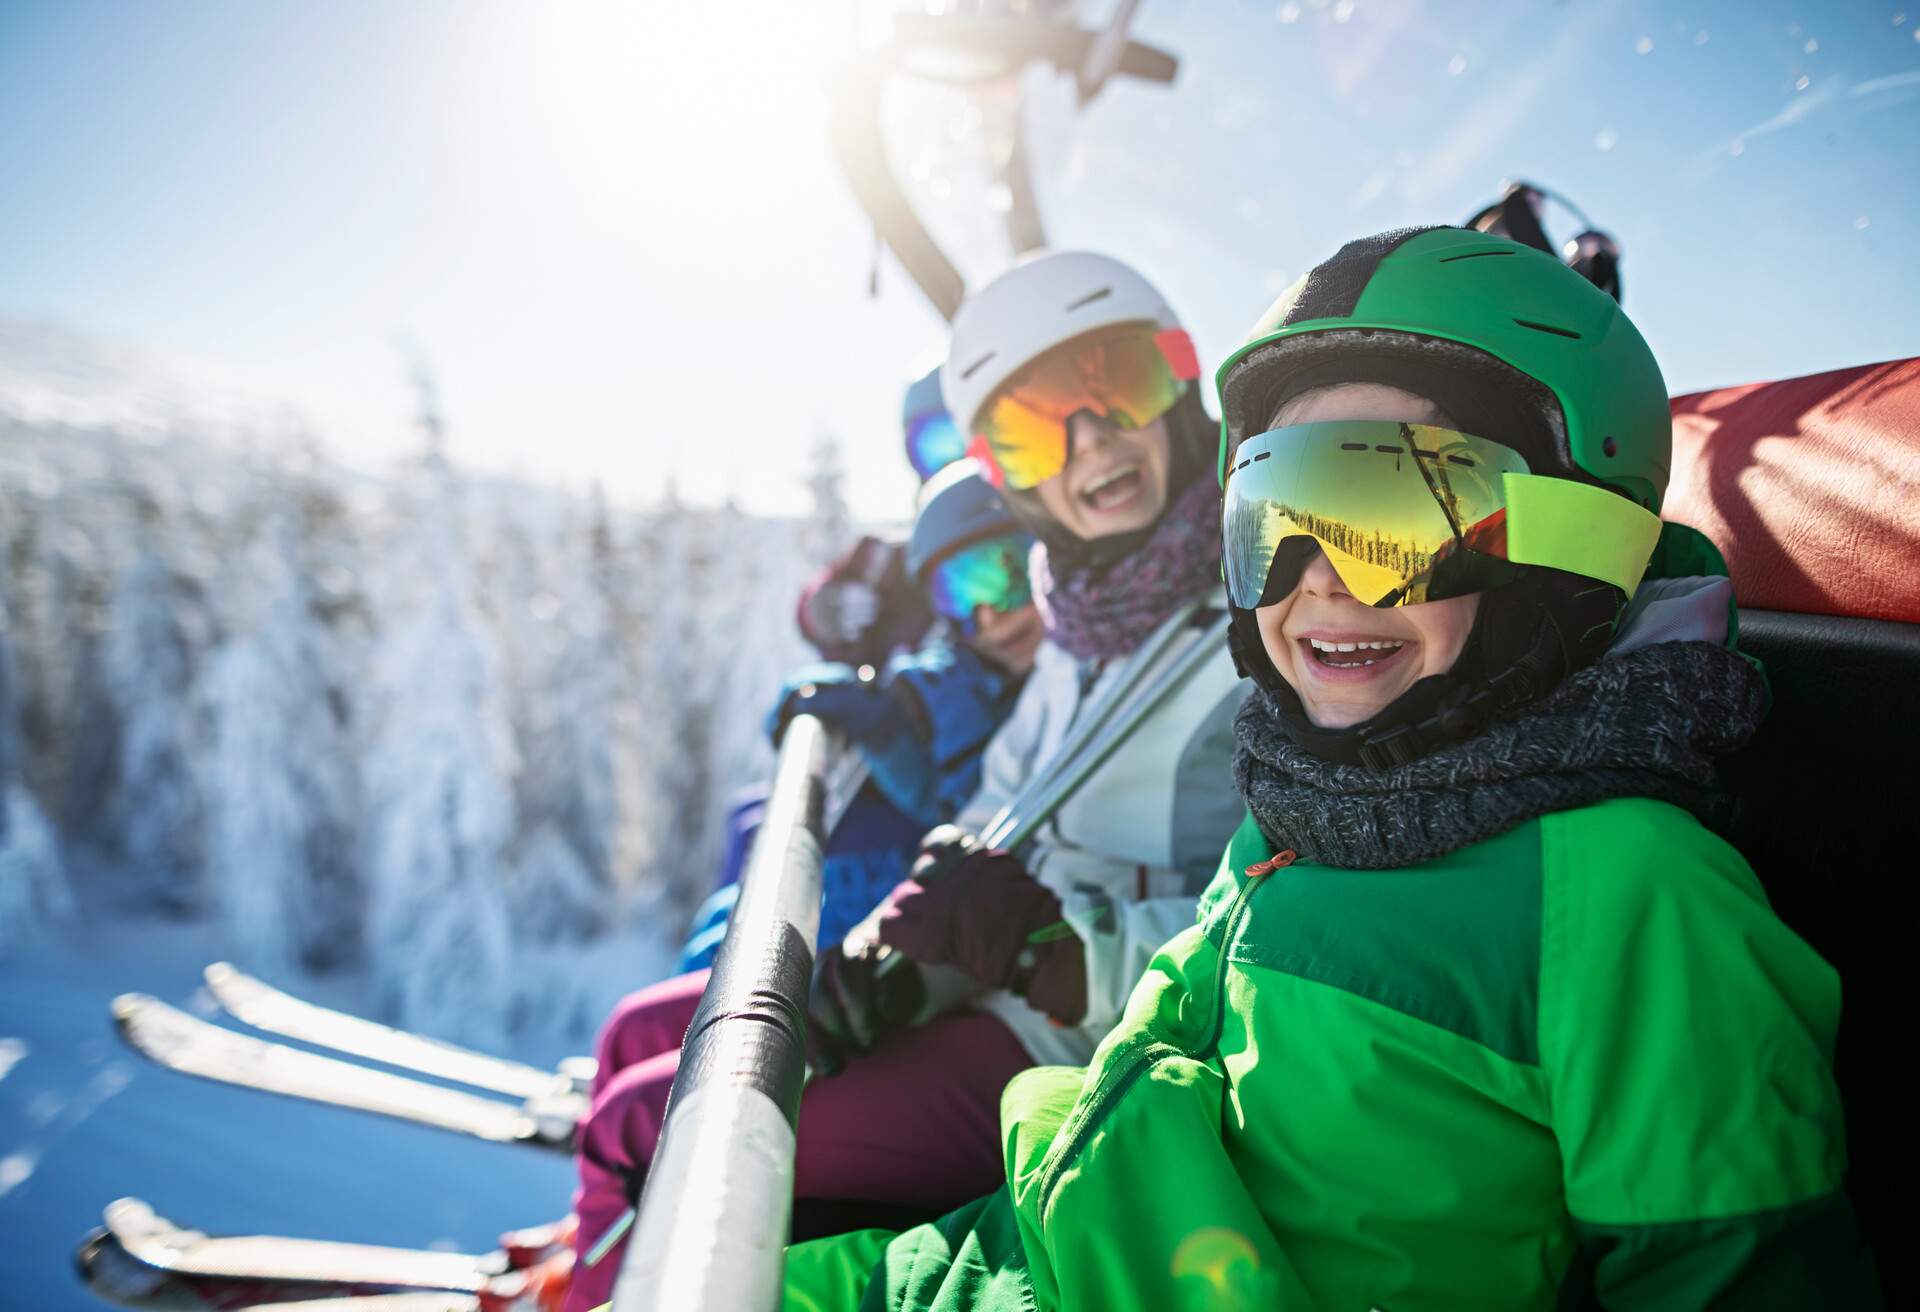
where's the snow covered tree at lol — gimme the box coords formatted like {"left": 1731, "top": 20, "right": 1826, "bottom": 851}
{"left": 84, "top": 494, "right": 210, "bottom": 912}
{"left": 583, "top": 484, "right": 655, "bottom": 899}
{"left": 476, "top": 487, "right": 618, "bottom": 943}
{"left": 359, "top": 452, "right": 520, "bottom": 1044}
{"left": 0, "top": 782, "right": 68, "bottom": 962}
{"left": 198, "top": 496, "right": 360, "bottom": 974}
{"left": 515, "top": 493, "right": 633, "bottom": 908}
{"left": 805, "top": 429, "right": 853, "bottom": 558}
{"left": 0, "top": 592, "right": 70, "bottom": 960}
{"left": 623, "top": 496, "right": 820, "bottom": 919}
{"left": 0, "top": 321, "right": 844, "bottom": 1011}
{"left": 1, "top": 472, "right": 115, "bottom": 841}
{"left": 624, "top": 497, "right": 720, "bottom": 913}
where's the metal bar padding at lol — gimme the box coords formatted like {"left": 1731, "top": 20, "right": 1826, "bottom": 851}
{"left": 613, "top": 715, "right": 841, "bottom": 1312}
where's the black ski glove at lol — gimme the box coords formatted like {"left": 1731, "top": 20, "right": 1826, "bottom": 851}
{"left": 806, "top": 941, "right": 926, "bottom": 1078}
{"left": 907, "top": 824, "right": 981, "bottom": 883}
{"left": 804, "top": 826, "right": 982, "bottom": 1076}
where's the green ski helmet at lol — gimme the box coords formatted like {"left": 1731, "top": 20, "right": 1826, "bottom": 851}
{"left": 1220, "top": 225, "right": 1669, "bottom": 512}
{"left": 1216, "top": 227, "right": 1673, "bottom": 770}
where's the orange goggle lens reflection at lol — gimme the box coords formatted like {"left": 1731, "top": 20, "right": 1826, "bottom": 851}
{"left": 972, "top": 325, "right": 1195, "bottom": 491}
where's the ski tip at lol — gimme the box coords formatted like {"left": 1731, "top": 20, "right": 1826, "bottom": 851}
{"left": 556, "top": 1055, "right": 599, "bottom": 1088}
{"left": 105, "top": 1195, "right": 213, "bottom": 1260}
{"left": 204, "top": 961, "right": 237, "bottom": 989}
{"left": 102, "top": 1197, "right": 154, "bottom": 1227}
{"left": 102, "top": 1197, "right": 174, "bottom": 1247}
{"left": 110, "top": 993, "right": 156, "bottom": 1026}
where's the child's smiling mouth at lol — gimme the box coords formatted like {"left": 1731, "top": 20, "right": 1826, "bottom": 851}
{"left": 1296, "top": 633, "right": 1413, "bottom": 682}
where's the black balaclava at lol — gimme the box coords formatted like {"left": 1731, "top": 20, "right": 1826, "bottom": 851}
{"left": 1003, "top": 385, "right": 1216, "bottom": 574}
{"left": 1221, "top": 329, "right": 1626, "bottom": 770}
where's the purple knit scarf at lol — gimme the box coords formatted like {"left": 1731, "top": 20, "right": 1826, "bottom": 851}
{"left": 1029, "top": 477, "right": 1224, "bottom": 662}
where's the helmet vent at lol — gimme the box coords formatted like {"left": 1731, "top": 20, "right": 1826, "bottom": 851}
{"left": 959, "top": 351, "right": 996, "bottom": 380}
{"left": 1440, "top": 249, "right": 1517, "bottom": 263}
{"left": 1066, "top": 286, "right": 1113, "bottom": 312}
{"left": 1513, "top": 319, "right": 1581, "bottom": 340}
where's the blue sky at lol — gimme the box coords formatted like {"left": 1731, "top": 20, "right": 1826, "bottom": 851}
{"left": 2, "top": 0, "right": 1916, "bottom": 519}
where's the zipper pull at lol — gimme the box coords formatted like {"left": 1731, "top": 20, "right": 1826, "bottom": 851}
{"left": 1244, "top": 850, "right": 1297, "bottom": 877}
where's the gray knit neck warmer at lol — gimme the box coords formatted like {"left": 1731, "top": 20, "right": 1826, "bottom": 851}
{"left": 1232, "top": 640, "right": 1770, "bottom": 869}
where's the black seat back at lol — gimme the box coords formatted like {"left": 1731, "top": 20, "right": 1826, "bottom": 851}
{"left": 1724, "top": 609, "right": 1919, "bottom": 1308}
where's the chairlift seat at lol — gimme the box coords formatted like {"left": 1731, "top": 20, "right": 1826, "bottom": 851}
{"left": 1663, "top": 356, "right": 1920, "bottom": 1307}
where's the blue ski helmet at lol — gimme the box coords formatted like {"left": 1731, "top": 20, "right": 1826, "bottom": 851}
{"left": 903, "top": 362, "right": 968, "bottom": 483}
{"left": 907, "top": 459, "right": 1023, "bottom": 579}
{"left": 907, "top": 460, "right": 1034, "bottom": 625}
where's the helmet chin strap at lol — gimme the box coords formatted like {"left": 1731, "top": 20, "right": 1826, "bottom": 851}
{"left": 1228, "top": 572, "right": 1623, "bottom": 771}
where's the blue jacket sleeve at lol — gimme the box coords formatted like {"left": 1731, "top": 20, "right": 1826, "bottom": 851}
{"left": 881, "top": 643, "right": 1020, "bottom": 826}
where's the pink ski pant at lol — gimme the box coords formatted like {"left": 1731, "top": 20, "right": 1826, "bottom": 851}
{"left": 564, "top": 968, "right": 1032, "bottom": 1312}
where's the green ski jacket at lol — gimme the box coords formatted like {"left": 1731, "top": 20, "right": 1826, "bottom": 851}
{"left": 785, "top": 800, "right": 1878, "bottom": 1310}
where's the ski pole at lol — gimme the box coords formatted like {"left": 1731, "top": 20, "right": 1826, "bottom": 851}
{"left": 612, "top": 714, "right": 842, "bottom": 1312}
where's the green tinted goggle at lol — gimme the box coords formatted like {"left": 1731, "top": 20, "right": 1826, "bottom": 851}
{"left": 1222, "top": 421, "right": 1662, "bottom": 609}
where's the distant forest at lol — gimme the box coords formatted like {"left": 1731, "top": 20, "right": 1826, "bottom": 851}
{"left": 0, "top": 341, "right": 848, "bottom": 1043}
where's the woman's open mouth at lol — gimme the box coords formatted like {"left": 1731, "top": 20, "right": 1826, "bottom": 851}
{"left": 1078, "top": 463, "right": 1143, "bottom": 513}
{"left": 1297, "top": 635, "right": 1412, "bottom": 683}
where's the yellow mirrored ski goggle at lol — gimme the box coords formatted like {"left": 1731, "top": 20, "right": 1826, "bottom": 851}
{"left": 1222, "top": 421, "right": 1663, "bottom": 609}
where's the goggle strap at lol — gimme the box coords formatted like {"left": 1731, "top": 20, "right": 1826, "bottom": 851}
{"left": 1154, "top": 328, "right": 1201, "bottom": 382}
{"left": 966, "top": 434, "right": 1008, "bottom": 488}
{"left": 1502, "top": 474, "right": 1663, "bottom": 598}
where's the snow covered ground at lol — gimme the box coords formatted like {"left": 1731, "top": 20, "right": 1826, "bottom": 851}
{"left": 0, "top": 905, "right": 678, "bottom": 1311}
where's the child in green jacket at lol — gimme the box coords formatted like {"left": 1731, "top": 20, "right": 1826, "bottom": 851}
{"left": 776, "top": 227, "right": 1879, "bottom": 1310}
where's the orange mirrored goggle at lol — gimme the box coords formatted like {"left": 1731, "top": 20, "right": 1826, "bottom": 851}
{"left": 968, "top": 323, "right": 1199, "bottom": 491}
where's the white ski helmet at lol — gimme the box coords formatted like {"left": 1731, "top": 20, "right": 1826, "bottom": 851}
{"left": 941, "top": 251, "right": 1192, "bottom": 440}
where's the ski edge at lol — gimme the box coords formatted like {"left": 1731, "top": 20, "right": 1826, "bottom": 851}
{"left": 76, "top": 1226, "right": 481, "bottom": 1312}
{"left": 202, "top": 963, "right": 583, "bottom": 1102}
{"left": 102, "top": 1198, "right": 505, "bottom": 1292}
{"left": 110, "top": 995, "right": 574, "bottom": 1153}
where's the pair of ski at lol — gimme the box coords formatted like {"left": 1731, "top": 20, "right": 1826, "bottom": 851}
{"left": 90, "top": 972, "right": 597, "bottom": 1307}
{"left": 92, "top": 949, "right": 886, "bottom": 1305}
{"left": 112, "top": 964, "right": 593, "bottom": 1153}
{"left": 76, "top": 1197, "right": 533, "bottom": 1311}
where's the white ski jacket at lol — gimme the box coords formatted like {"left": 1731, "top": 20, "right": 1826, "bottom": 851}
{"left": 955, "top": 588, "right": 1249, "bottom": 1066}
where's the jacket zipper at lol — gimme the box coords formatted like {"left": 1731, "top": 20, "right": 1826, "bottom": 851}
{"left": 1034, "top": 852, "right": 1292, "bottom": 1221}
